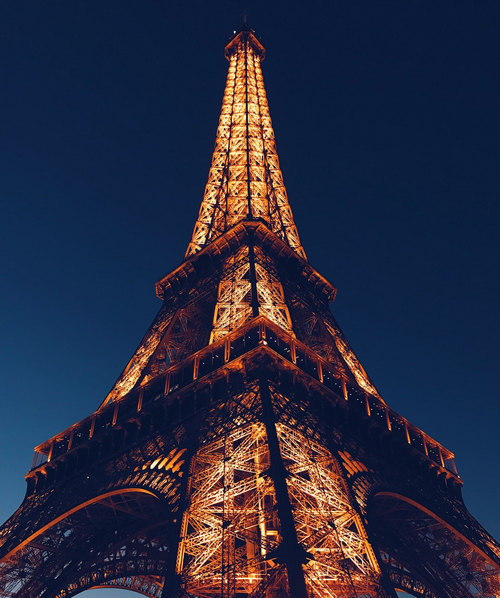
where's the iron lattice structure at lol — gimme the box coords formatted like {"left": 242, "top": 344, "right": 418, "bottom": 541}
{"left": 0, "top": 26, "right": 498, "bottom": 598}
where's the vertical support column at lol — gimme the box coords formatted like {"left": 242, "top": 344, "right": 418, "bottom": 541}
{"left": 342, "top": 377, "right": 348, "bottom": 400}
{"left": 385, "top": 407, "right": 392, "bottom": 431}
{"left": 248, "top": 232, "right": 260, "bottom": 318}
{"left": 259, "top": 379, "right": 309, "bottom": 598}
{"left": 438, "top": 446, "right": 445, "bottom": 468}
{"left": 323, "top": 437, "right": 399, "bottom": 598}
{"left": 162, "top": 431, "right": 197, "bottom": 598}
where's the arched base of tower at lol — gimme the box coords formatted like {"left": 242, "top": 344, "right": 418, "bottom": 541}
{"left": 369, "top": 493, "right": 499, "bottom": 598}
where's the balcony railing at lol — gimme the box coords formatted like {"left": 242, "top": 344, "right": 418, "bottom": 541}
{"left": 31, "top": 316, "right": 457, "bottom": 478}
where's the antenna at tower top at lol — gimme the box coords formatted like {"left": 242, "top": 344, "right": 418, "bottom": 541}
{"left": 239, "top": 11, "right": 252, "bottom": 33}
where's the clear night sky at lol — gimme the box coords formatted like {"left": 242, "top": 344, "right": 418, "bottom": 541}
{"left": 1, "top": 2, "right": 498, "bottom": 597}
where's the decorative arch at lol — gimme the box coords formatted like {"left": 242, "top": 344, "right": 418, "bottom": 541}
{"left": 368, "top": 492, "right": 499, "bottom": 598}
{"left": 0, "top": 489, "right": 172, "bottom": 598}
{"left": 2, "top": 488, "right": 159, "bottom": 563}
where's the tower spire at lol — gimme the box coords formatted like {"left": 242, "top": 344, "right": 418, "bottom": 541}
{"left": 185, "top": 27, "right": 306, "bottom": 260}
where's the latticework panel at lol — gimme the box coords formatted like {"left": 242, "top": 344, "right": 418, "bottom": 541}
{"left": 0, "top": 491, "right": 170, "bottom": 598}
{"left": 210, "top": 245, "right": 292, "bottom": 343}
{"left": 101, "top": 304, "right": 177, "bottom": 406}
{"left": 186, "top": 30, "right": 305, "bottom": 260}
{"left": 176, "top": 383, "right": 386, "bottom": 598}
{"left": 323, "top": 317, "right": 381, "bottom": 399}
{"left": 288, "top": 298, "right": 350, "bottom": 374}
{"left": 0, "top": 424, "right": 188, "bottom": 598}
{"left": 371, "top": 495, "right": 500, "bottom": 598}
{"left": 210, "top": 246, "right": 254, "bottom": 343}
{"left": 253, "top": 246, "right": 292, "bottom": 334}
{"left": 277, "top": 423, "right": 381, "bottom": 597}
{"left": 177, "top": 422, "right": 285, "bottom": 597}
{"left": 140, "top": 295, "right": 215, "bottom": 386}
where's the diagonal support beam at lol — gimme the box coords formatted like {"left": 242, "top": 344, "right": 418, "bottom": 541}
{"left": 259, "top": 379, "right": 309, "bottom": 598}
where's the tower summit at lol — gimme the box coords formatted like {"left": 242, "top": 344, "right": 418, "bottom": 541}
{"left": 0, "top": 26, "right": 498, "bottom": 598}
{"left": 186, "top": 27, "right": 305, "bottom": 259}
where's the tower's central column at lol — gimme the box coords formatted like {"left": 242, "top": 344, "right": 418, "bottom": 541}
{"left": 175, "top": 376, "right": 384, "bottom": 598}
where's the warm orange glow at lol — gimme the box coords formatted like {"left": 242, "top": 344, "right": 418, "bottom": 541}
{"left": 176, "top": 416, "right": 381, "bottom": 597}
{"left": 3, "top": 25, "right": 494, "bottom": 598}
{"left": 210, "top": 245, "right": 292, "bottom": 342}
{"left": 185, "top": 30, "right": 306, "bottom": 260}
{"left": 324, "top": 319, "right": 382, "bottom": 399}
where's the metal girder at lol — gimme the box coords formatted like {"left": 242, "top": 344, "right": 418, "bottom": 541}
{"left": 0, "top": 490, "right": 170, "bottom": 598}
{"left": 370, "top": 494, "right": 500, "bottom": 598}
{"left": 210, "top": 244, "right": 292, "bottom": 343}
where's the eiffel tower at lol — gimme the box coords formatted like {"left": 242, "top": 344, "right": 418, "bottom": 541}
{"left": 0, "top": 25, "right": 498, "bottom": 598}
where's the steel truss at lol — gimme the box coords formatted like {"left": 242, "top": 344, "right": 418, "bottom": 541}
{"left": 0, "top": 23, "right": 498, "bottom": 598}
{"left": 211, "top": 244, "right": 292, "bottom": 343}
{"left": 186, "top": 29, "right": 305, "bottom": 259}
{"left": 0, "top": 490, "right": 171, "bottom": 598}
{"left": 177, "top": 382, "right": 387, "bottom": 598}
{"left": 371, "top": 495, "right": 500, "bottom": 598}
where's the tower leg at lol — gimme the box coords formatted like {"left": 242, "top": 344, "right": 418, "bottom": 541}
{"left": 259, "top": 379, "right": 309, "bottom": 598}
{"left": 161, "top": 428, "right": 201, "bottom": 598}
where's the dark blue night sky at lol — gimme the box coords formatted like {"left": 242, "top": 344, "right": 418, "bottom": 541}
{"left": 1, "top": 2, "right": 498, "bottom": 596}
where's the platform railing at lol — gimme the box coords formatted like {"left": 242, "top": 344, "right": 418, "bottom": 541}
{"left": 31, "top": 316, "right": 457, "bottom": 477}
